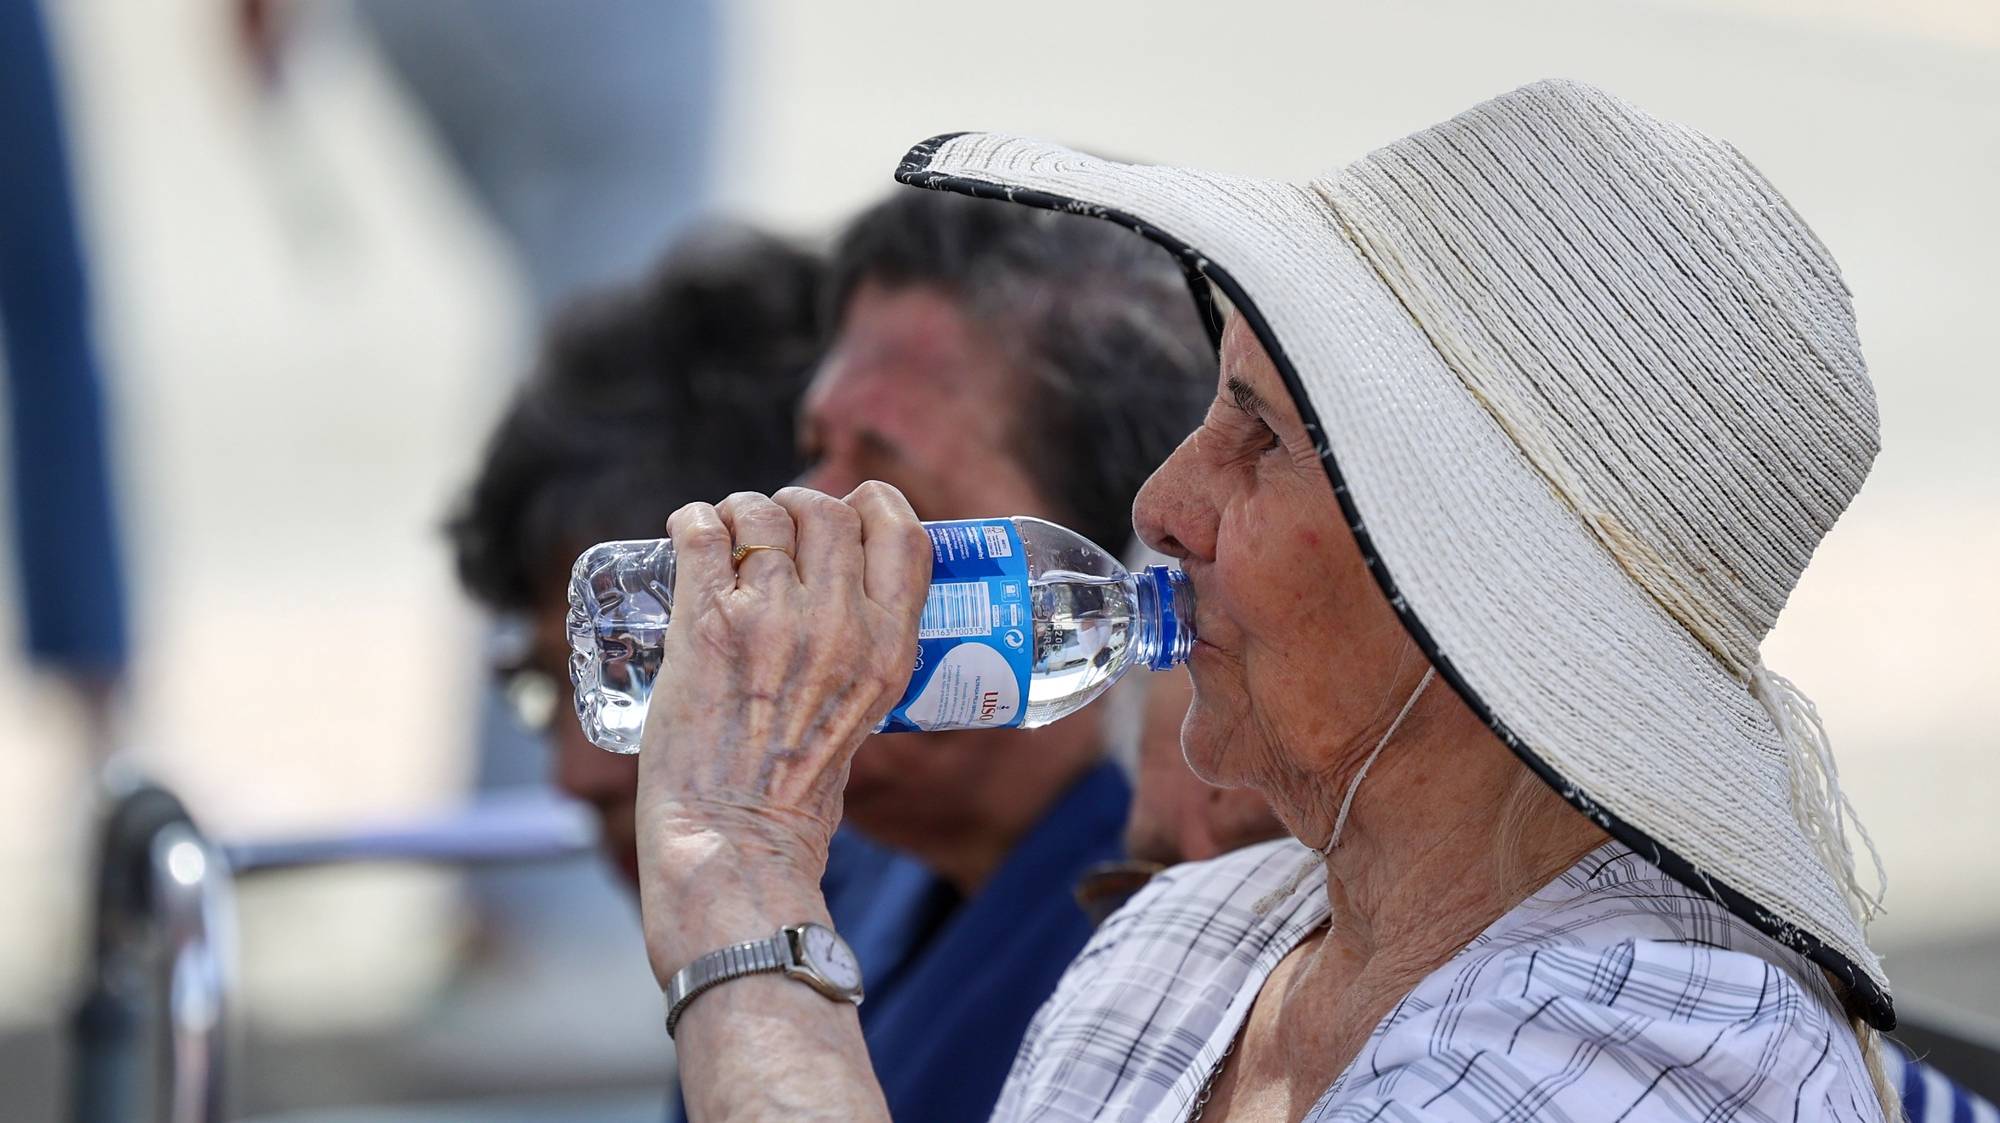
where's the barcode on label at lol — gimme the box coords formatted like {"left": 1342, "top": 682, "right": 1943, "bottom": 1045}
{"left": 981, "top": 525, "right": 1013, "bottom": 558}
{"left": 919, "top": 582, "right": 993, "bottom": 639}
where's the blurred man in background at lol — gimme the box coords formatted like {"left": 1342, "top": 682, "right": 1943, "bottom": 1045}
{"left": 786, "top": 188, "right": 1213, "bottom": 1119}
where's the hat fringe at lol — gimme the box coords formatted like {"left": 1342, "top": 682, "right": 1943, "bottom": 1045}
{"left": 1753, "top": 664, "right": 1887, "bottom": 929}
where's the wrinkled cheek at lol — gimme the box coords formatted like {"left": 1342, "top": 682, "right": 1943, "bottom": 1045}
{"left": 1216, "top": 648, "right": 1326, "bottom": 790}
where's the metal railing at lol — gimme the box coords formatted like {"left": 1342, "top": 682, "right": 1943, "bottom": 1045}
{"left": 69, "top": 779, "right": 596, "bottom": 1123}
{"left": 70, "top": 779, "right": 2000, "bottom": 1118}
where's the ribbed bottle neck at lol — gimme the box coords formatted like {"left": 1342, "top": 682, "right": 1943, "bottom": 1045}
{"left": 1131, "top": 565, "right": 1196, "bottom": 671}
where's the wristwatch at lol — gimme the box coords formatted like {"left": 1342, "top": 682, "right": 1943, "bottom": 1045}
{"left": 664, "top": 922, "right": 863, "bottom": 1038}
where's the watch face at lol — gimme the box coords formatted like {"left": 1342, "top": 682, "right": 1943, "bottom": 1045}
{"left": 799, "top": 924, "right": 862, "bottom": 992}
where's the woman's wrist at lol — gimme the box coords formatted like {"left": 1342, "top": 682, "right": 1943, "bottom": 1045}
{"left": 638, "top": 825, "right": 833, "bottom": 989}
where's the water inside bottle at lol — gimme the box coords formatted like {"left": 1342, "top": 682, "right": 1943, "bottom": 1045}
{"left": 568, "top": 621, "right": 665, "bottom": 751}
{"left": 566, "top": 520, "right": 1189, "bottom": 751}
{"left": 1024, "top": 572, "right": 1137, "bottom": 727}
{"left": 574, "top": 572, "right": 1142, "bottom": 743}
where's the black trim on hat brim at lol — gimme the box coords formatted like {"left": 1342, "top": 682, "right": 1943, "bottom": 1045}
{"left": 895, "top": 134, "right": 1895, "bottom": 1032}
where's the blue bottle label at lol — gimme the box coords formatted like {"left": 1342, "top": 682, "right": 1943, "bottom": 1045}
{"left": 882, "top": 519, "right": 1033, "bottom": 732}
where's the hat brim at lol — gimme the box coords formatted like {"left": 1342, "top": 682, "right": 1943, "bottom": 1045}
{"left": 896, "top": 132, "right": 1891, "bottom": 1029}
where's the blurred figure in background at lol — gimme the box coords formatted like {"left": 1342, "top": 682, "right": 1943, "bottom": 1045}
{"left": 1, "top": 0, "right": 130, "bottom": 757}
{"left": 450, "top": 227, "right": 829, "bottom": 886}
{"left": 451, "top": 225, "right": 944, "bottom": 1111}
{"left": 239, "top": 0, "right": 717, "bottom": 318}
{"left": 350, "top": 0, "right": 719, "bottom": 318}
{"left": 783, "top": 188, "right": 1213, "bottom": 1120}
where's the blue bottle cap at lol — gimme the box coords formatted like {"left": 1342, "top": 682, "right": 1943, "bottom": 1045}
{"left": 1145, "top": 565, "right": 1180, "bottom": 671}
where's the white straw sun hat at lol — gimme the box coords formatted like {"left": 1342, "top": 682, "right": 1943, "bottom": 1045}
{"left": 895, "top": 78, "right": 1894, "bottom": 1028}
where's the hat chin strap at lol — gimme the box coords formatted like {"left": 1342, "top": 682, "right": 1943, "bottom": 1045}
{"left": 1256, "top": 663, "right": 1888, "bottom": 936}
{"left": 1254, "top": 668, "right": 1439, "bottom": 916}
{"left": 1318, "top": 668, "right": 1437, "bottom": 856}
{"left": 1752, "top": 662, "right": 1888, "bottom": 928}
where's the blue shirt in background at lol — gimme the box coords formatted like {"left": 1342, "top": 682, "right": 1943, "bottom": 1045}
{"left": 860, "top": 760, "right": 1129, "bottom": 1122}
{"left": 821, "top": 825, "right": 958, "bottom": 1012}
{"left": 667, "top": 759, "right": 1130, "bottom": 1123}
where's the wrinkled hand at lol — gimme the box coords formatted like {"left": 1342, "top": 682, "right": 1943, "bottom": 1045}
{"left": 634, "top": 483, "right": 931, "bottom": 985}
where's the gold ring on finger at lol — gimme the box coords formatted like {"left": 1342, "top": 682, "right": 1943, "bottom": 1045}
{"left": 731, "top": 543, "right": 794, "bottom": 567}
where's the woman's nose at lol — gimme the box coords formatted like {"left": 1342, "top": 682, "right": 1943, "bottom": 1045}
{"left": 1133, "top": 433, "right": 1215, "bottom": 563}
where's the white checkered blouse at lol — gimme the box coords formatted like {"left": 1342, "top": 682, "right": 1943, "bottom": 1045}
{"left": 991, "top": 839, "right": 1883, "bottom": 1122}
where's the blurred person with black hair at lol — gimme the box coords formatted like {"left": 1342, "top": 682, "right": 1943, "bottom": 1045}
{"left": 449, "top": 227, "right": 941, "bottom": 1088}
{"left": 451, "top": 226, "right": 829, "bottom": 884}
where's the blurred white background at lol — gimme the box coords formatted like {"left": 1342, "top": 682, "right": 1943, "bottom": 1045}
{"left": 2, "top": 0, "right": 1995, "bottom": 1117}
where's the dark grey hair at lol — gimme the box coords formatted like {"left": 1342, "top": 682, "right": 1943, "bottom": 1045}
{"left": 827, "top": 189, "right": 1215, "bottom": 554}
{"left": 448, "top": 226, "right": 821, "bottom": 611}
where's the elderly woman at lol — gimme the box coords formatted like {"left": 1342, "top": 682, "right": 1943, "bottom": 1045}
{"left": 634, "top": 80, "right": 1898, "bottom": 1121}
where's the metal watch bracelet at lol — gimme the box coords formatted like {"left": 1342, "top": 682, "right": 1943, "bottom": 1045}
{"left": 664, "top": 933, "right": 788, "bottom": 1038}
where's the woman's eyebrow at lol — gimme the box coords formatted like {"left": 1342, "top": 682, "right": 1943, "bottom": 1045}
{"left": 1226, "top": 375, "right": 1270, "bottom": 416}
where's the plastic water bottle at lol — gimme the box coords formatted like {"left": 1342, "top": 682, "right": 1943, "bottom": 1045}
{"left": 566, "top": 517, "right": 1195, "bottom": 753}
